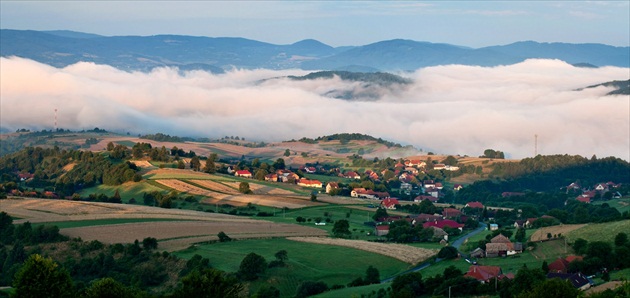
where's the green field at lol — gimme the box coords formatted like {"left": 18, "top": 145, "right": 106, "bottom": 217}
{"left": 477, "top": 239, "right": 571, "bottom": 274}
{"left": 314, "top": 282, "right": 390, "bottom": 298}
{"left": 114, "top": 140, "right": 136, "bottom": 147}
{"left": 593, "top": 198, "right": 630, "bottom": 213}
{"left": 566, "top": 220, "right": 630, "bottom": 243}
{"left": 79, "top": 181, "right": 169, "bottom": 203}
{"left": 32, "top": 218, "right": 186, "bottom": 229}
{"left": 173, "top": 238, "right": 410, "bottom": 297}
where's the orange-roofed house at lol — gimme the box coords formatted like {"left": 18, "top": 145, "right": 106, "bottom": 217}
{"left": 465, "top": 201, "right": 484, "bottom": 209}
{"left": 297, "top": 178, "right": 323, "bottom": 188}
{"left": 381, "top": 198, "right": 400, "bottom": 209}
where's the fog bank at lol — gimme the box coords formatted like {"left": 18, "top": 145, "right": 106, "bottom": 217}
{"left": 1, "top": 57, "right": 628, "bottom": 160}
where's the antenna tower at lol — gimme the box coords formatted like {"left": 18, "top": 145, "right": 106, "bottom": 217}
{"left": 534, "top": 134, "right": 538, "bottom": 156}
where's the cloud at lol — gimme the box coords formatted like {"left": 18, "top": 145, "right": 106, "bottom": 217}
{"left": 1, "top": 57, "right": 628, "bottom": 160}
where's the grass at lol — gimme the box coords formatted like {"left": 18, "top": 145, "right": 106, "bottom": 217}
{"left": 478, "top": 239, "right": 571, "bottom": 274}
{"left": 115, "top": 140, "right": 136, "bottom": 147}
{"left": 32, "top": 218, "right": 186, "bottom": 229}
{"left": 314, "top": 282, "right": 391, "bottom": 298}
{"left": 78, "top": 181, "right": 167, "bottom": 203}
{"left": 566, "top": 220, "right": 630, "bottom": 243}
{"left": 173, "top": 238, "right": 411, "bottom": 297}
{"left": 592, "top": 198, "right": 630, "bottom": 214}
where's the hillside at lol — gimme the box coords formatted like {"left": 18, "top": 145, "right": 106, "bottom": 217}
{"left": 580, "top": 79, "right": 630, "bottom": 95}
{"left": 2, "top": 30, "right": 628, "bottom": 72}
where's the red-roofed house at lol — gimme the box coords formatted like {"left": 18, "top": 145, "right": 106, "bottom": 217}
{"left": 576, "top": 197, "right": 591, "bottom": 204}
{"left": 304, "top": 166, "right": 317, "bottom": 174}
{"left": 453, "top": 184, "right": 463, "bottom": 191}
{"left": 423, "top": 219, "right": 464, "bottom": 230}
{"left": 326, "top": 182, "right": 339, "bottom": 194}
{"left": 381, "top": 198, "right": 400, "bottom": 209}
{"left": 297, "top": 178, "right": 323, "bottom": 188}
{"left": 234, "top": 170, "right": 252, "bottom": 178}
{"left": 465, "top": 201, "right": 484, "bottom": 209}
{"left": 548, "top": 255, "right": 584, "bottom": 273}
{"left": 423, "top": 180, "right": 435, "bottom": 188}
{"left": 414, "top": 195, "right": 438, "bottom": 203}
{"left": 265, "top": 173, "right": 278, "bottom": 182}
{"left": 375, "top": 225, "right": 390, "bottom": 236}
{"left": 464, "top": 265, "right": 505, "bottom": 283}
{"left": 415, "top": 213, "right": 442, "bottom": 223}
{"left": 344, "top": 171, "right": 361, "bottom": 179}
{"left": 442, "top": 208, "right": 462, "bottom": 219}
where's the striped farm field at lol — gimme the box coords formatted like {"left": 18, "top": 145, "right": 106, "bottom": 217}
{"left": 189, "top": 179, "right": 239, "bottom": 194}
{"left": 201, "top": 194, "right": 321, "bottom": 209}
{"left": 287, "top": 237, "right": 437, "bottom": 264}
{"left": 144, "top": 168, "right": 213, "bottom": 180}
{"left": 154, "top": 179, "right": 221, "bottom": 197}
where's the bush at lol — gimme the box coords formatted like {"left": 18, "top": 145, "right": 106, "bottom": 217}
{"left": 437, "top": 246, "right": 459, "bottom": 260}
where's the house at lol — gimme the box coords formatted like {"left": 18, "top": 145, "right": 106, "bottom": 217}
{"left": 381, "top": 198, "right": 400, "bottom": 209}
{"left": 423, "top": 180, "right": 436, "bottom": 188}
{"left": 442, "top": 208, "right": 462, "bottom": 219}
{"left": 470, "top": 248, "right": 485, "bottom": 258}
{"left": 423, "top": 219, "right": 464, "bottom": 231}
{"left": 426, "top": 226, "right": 448, "bottom": 240}
{"left": 304, "top": 166, "right": 317, "bottom": 174}
{"left": 566, "top": 182, "right": 581, "bottom": 191}
{"left": 594, "top": 183, "right": 608, "bottom": 192}
{"left": 265, "top": 173, "right": 278, "bottom": 182}
{"left": 343, "top": 171, "right": 361, "bottom": 179}
{"left": 395, "top": 162, "right": 405, "bottom": 168}
{"left": 525, "top": 217, "right": 538, "bottom": 228}
{"left": 279, "top": 172, "right": 299, "bottom": 183}
{"left": 444, "top": 165, "right": 460, "bottom": 171}
{"left": 425, "top": 187, "right": 439, "bottom": 198}
{"left": 297, "top": 178, "right": 323, "bottom": 188}
{"left": 433, "top": 164, "right": 446, "bottom": 170}
{"left": 434, "top": 182, "right": 443, "bottom": 190}
{"left": 414, "top": 195, "right": 438, "bottom": 203}
{"left": 234, "top": 170, "right": 252, "bottom": 178}
{"left": 546, "top": 272, "right": 591, "bottom": 290}
{"left": 399, "top": 173, "right": 414, "bottom": 183}
{"left": 351, "top": 188, "right": 390, "bottom": 200}
{"left": 513, "top": 220, "right": 526, "bottom": 229}
{"left": 465, "top": 201, "right": 484, "bottom": 209}
{"left": 400, "top": 182, "right": 413, "bottom": 192}
{"left": 406, "top": 160, "right": 426, "bottom": 168}
{"left": 375, "top": 225, "right": 390, "bottom": 236}
{"left": 415, "top": 213, "right": 442, "bottom": 223}
{"left": 18, "top": 173, "right": 34, "bottom": 181}
{"left": 365, "top": 170, "right": 379, "bottom": 180}
{"left": 404, "top": 167, "right": 419, "bottom": 175}
{"left": 576, "top": 196, "right": 591, "bottom": 204}
{"left": 489, "top": 223, "right": 499, "bottom": 231}
{"left": 226, "top": 166, "right": 235, "bottom": 174}
{"left": 453, "top": 184, "right": 463, "bottom": 191}
{"left": 326, "top": 182, "right": 339, "bottom": 194}
{"left": 548, "top": 255, "right": 583, "bottom": 274}
{"left": 464, "top": 265, "right": 504, "bottom": 283}
{"left": 486, "top": 234, "right": 515, "bottom": 257}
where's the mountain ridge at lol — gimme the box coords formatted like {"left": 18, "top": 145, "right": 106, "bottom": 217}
{"left": 1, "top": 29, "right": 628, "bottom": 72}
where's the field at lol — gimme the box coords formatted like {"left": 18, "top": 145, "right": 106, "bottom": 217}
{"left": 529, "top": 224, "right": 586, "bottom": 242}
{"left": 478, "top": 239, "right": 572, "bottom": 274}
{"left": 1, "top": 198, "right": 327, "bottom": 251}
{"left": 287, "top": 237, "right": 437, "bottom": 264}
{"left": 566, "top": 220, "right": 630, "bottom": 243}
{"left": 593, "top": 198, "right": 630, "bottom": 213}
{"left": 79, "top": 181, "right": 167, "bottom": 202}
{"left": 173, "top": 238, "right": 411, "bottom": 297}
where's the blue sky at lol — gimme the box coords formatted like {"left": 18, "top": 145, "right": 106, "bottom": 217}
{"left": 1, "top": 1, "right": 628, "bottom": 47}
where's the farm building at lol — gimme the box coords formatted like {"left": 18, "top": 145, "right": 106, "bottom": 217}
{"left": 326, "top": 182, "right": 339, "bottom": 194}
{"left": 234, "top": 170, "right": 252, "bottom": 178}
{"left": 470, "top": 248, "right": 485, "bottom": 258}
{"left": 464, "top": 265, "right": 511, "bottom": 284}
{"left": 375, "top": 225, "right": 390, "bottom": 236}
{"left": 297, "top": 178, "right": 323, "bottom": 188}
{"left": 485, "top": 234, "right": 522, "bottom": 257}
{"left": 548, "top": 255, "right": 584, "bottom": 274}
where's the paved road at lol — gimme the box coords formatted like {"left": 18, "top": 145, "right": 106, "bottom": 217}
{"left": 381, "top": 222, "right": 487, "bottom": 283}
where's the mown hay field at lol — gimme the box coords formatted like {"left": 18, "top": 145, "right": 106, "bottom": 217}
{"left": 529, "top": 224, "right": 586, "bottom": 242}
{"left": 287, "top": 237, "right": 437, "bottom": 264}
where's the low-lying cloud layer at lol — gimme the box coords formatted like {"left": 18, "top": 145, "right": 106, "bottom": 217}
{"left": 1, "top": 57, "right": 628, "bottom": 160}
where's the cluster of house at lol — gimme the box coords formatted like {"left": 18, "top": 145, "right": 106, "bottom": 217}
{"left": 470, "top": 234, "right": 523, "bottom": 258}
{"left": 462, "top": 255, "right": 592, "bottom": 291}
{"left": 567, "top": 181, "right": 623, "bottom": 204}
{"left": 231, "top": 168, "right": 325, "bottom": 189}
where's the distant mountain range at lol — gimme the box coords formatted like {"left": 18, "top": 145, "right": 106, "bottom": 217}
{"left": 1, "top": 29, "right": 629, "bottom": 72}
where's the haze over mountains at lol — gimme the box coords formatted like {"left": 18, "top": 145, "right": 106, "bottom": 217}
{"left": 1, "top": 29, "right": 629, "bottom": 72}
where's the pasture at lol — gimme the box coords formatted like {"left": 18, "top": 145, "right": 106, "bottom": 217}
{"left": 174, "top": 238, "right": 411, "bottom": 297}
{"left": 566, "top": 220, "right": 630, "bottom": 243}
{"left": 593, "top": 198, "right": 630, "bottom": 213}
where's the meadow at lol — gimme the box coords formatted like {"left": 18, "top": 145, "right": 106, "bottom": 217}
{"left": 566, "top": 220, "right": 630, "bottom": 243}
{"left": 173, "top": 238, "right": 411, "bottom": 297}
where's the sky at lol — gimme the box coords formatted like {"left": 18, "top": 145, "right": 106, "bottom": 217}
{"left": 1, "top": 1, "right": 629, "bottom": 48}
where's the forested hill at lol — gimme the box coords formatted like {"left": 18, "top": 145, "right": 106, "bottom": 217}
{"left": 287, "top": 71, "right": 411, "bottom": 86}
{"left": 457, "top": 155, "right": 630, "bottom": 201}
{"left": 580, "top": 79, "right": 630, "bottom": 95}
{"left": 295, "top": 133, "right": 403, "bottom": 148}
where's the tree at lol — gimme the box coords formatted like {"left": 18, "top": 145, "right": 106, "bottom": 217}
{"left": 542, "top": 260, "right": 549, "bottom": 273}
{"left": 172, "top": 268, "right": 242, "bottom": 298}
{"left": 295, "top": 281, "right": 328, "bottom": 298}
{"left": 332, "top": 219, "right": 351, "bottom": 238}
{"left": 203, "top": 154, "right": 217, "bottom": 173}
{"left": 13, "top": 254, "right": 75, "bottom": 298}
{"left": 283, "top": 149, "right": 290, "bottom": 157}
{"left": 519, "top": 278, "right": 579, "bottom": 298}
{"left": 254, "top": 285, "right": 280, "bottom": 298}
{"left": 239, "top": 182, "right": 252, "bottom": 194}
{"left": 177, "top": 160, "right": 185, "bottom": 169}
{"left": 365, "top": 265, "right": 380, "bottom": 284}
{"left": 515, "top": 227, "right": 527, "bottom": 243}
{"left": 437, "top": 246, "right": 459, "bottom": 260}
{"left": 238, "top": 253, "right": 267, "bottom": 281}
{"left": 255, "top": 169, "right": 268, "bottom": 181}
{"left": 142, "top": 237, "right": 158, "bottom": 250}
{"left": 391, "top": 272, "right": 425, "bottom": 297}
{"left": 190, "top": 156, "right": 201, "bottom": 171}
{"left": 615, "top": 232, "right": 628, "bottom": 247}
{"left": 511, "top": 265, "right": 545, "bottom": 296}
{"left": 273, "top": 158, "right": 285, "bottom": 170}
{"left": 572, "top": 238, "right": 588, "bottom": 255}
{"left": 274, "top": 250, "right": 288, "bottom": 263}
{"left": 83, "top": 277, "right": 135, "bottom": 298}
{"left": 372, "top": 207, "right": 388, "bottom": 221}
{"left": 218, "top": 231, "right": 232, "bottom": 242}
{"left": 442, "top": 155, "right": 458, "bottom": 166}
